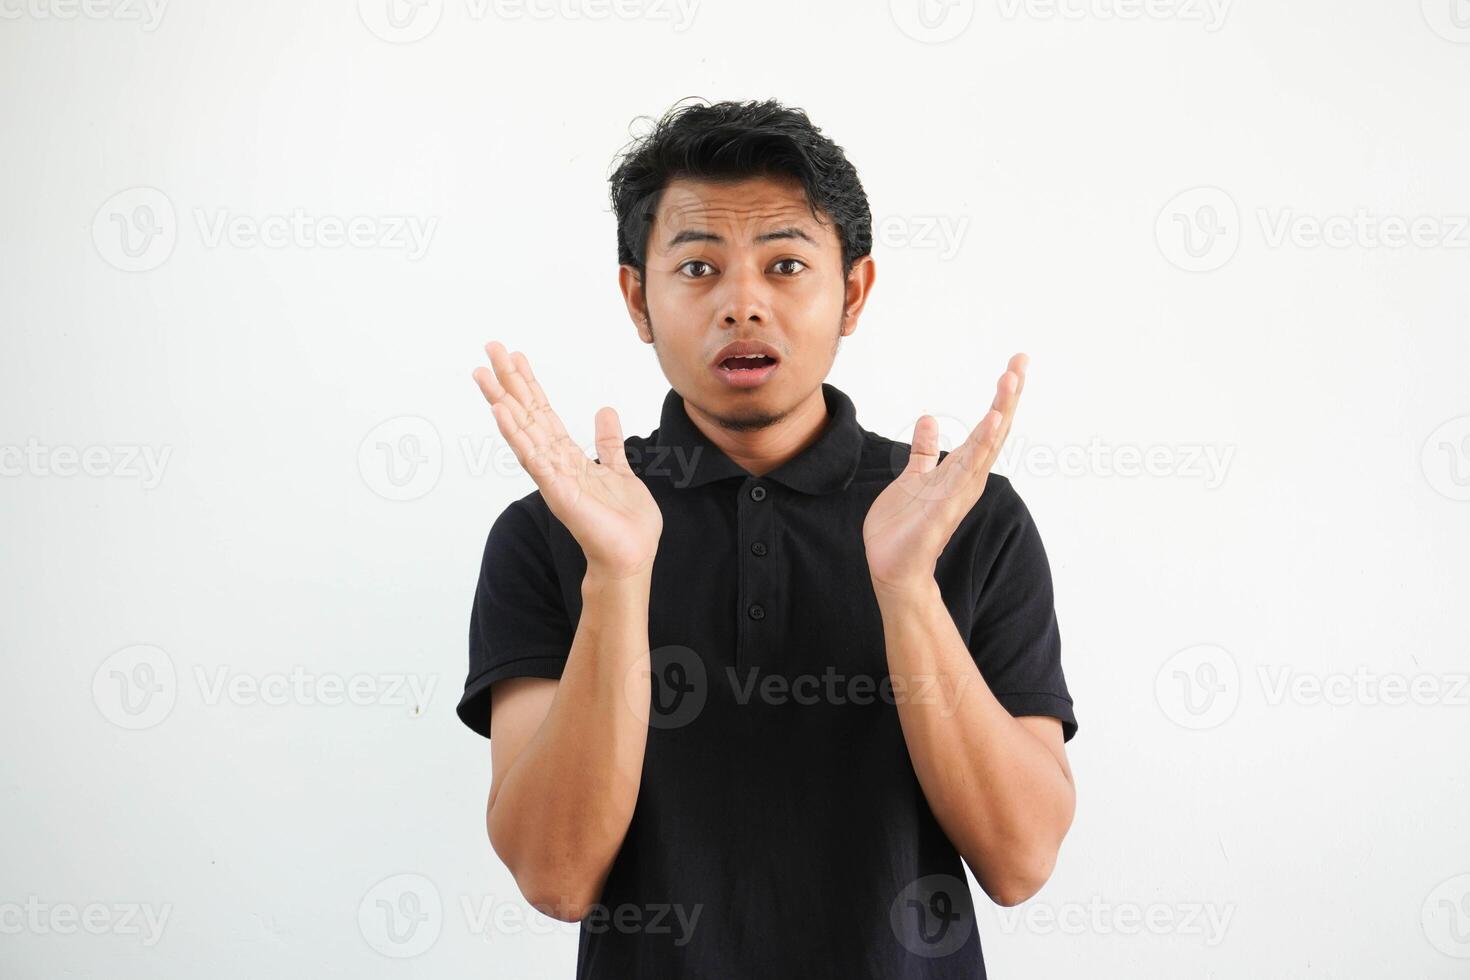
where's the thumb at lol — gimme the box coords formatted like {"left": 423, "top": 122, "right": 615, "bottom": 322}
{"left": 907, "top": 415, "right": 940, "bottom": 476}
{"left": 593, "top": 406, "right": 630, "bottom": 472}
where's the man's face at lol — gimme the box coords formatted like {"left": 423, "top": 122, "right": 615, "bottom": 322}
{"left": 620, "top": 175, "right": 873, "bottom": 432}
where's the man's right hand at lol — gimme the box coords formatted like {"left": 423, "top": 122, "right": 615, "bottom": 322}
{"left": 473, "top": 340, "right": 663, "bottom": 580}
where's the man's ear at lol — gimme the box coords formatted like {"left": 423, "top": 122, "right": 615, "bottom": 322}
{"left": 841, "top": 255, "right": 876, "bottom": 337}
{"left": 618, "top": 264, "right": 653, "bottom": 344}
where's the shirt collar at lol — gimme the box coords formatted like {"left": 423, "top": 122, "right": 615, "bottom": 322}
{"left": 647, "top": 382, "right": 866, "bottom": 495}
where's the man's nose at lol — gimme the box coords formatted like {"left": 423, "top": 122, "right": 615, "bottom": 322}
{"left": 716, "top": 262, "right": 771, "bottom": 325}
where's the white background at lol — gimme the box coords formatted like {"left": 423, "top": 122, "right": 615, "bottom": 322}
{"left": 2, "top": 0, "right": 1468, "bottom": 976}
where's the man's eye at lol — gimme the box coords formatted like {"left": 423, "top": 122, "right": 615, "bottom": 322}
{"left": 679, "top": 260, "right": 714, "bottom": 278}
{"left": 773, "top": 258, "right": 806, "bottom": 275}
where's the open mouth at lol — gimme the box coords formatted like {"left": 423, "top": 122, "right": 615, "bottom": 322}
{"left": 718, "top": 354, "right": 778, "bottom": 372}
{"left": 712, "top": 351, "right": 780, "bottom": 388}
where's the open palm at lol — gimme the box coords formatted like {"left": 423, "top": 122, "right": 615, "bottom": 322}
{"left": 473, "top": 341, "right": 663, "bottom": 579}
{"left": 863, "top": 354, "right": 1028, "bottom": 596}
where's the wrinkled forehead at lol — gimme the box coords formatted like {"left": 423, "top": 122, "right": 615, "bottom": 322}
{"left": 649, "top": 177, "right": 837, "bottom": 256}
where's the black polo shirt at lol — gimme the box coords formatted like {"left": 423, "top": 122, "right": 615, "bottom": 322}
{"left": 458, "top": 381, "right": 1078, "bottom": 979}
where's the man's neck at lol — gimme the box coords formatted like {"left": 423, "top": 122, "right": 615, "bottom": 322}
{"left": 683, "top": 386, "right": 829, "bottom": 478}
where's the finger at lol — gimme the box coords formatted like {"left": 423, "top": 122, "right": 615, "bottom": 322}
{"left": 512, "top": 350, "right": 577, "bottom": 453}
{"left": 989, "top": 354, "right": 1028, "bottom": 459}
{"left": 480, "top": 342, "right": 565, "bottom": 481}
{"left": 593, "top": 406, "right": 632, "bottom": 475}
{"left": 475, "top": 342, "right": 522, "bottom": 412}
{"left": 1007, "top": 352, "right": 1029, "bottom": 395}
{"left": 489, "top": 342, "right": 539, "bottom": 418}
{"left": 948, "top": 409, "right": 1004, "bottom": 479}
{"left": 490, "top": 399, "right": 560, "bottom": 487}
{"left": 986, "top": 355, "right": 1026, "bottom": 418}
{"left": 906, "top": 415, "right": 940, "bottom": 476}
{"left": 472, "top": 362, "right": 506, "bottom": 403}
{"left": 931, "top": 356, "right": 1029, "bottom": 507}
{"left": 472, "top": 364, "right": 519, "bottom": 418}
{"left": 484, "top": 341, "right": 554, "bottom": 461}
{"left": 473, "top": 363, "right": 535, "bottom": 446}
{"left": 938, "top": 404, "right": 1007, "bottom": 510}
{"left": 987, "top": 369, "right": 1021, "bottom": 462}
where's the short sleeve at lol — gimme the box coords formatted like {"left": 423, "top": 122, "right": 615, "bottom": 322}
{"left": 968, "top": 478, "right": 1078, "bottom": 742}
{"left": 456, "top": 497, "right": 576, "bottom": 739}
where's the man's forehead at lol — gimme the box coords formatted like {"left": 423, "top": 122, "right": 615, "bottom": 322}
{"left": 652, "top": 177, "right": 831, "bottom": 246}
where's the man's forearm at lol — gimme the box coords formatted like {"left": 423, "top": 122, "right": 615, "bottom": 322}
{"left": 874, "top": 578, "right": 1075, "bottom": 906}
{"left": 487, "top": 567, "right": 653, "bottom": 918}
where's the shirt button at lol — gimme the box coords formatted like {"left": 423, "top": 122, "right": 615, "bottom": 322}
{"left": 751, "top": 541, "right": 767, "bottom": 557}
{"left": 749, "top": 485, "right": 767, "bottom": 501}
{"left": 748, "top": 603, "right": 765, "bottom": 620}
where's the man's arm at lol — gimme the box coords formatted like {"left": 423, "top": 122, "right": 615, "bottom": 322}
{"left": 861, "top": 352, "right": 1076, "bottom": 906}
{"left": 468, "top": 340, "right": 664, "bottom": 923}
{"left": 485, "top": 567, "right": 652, "bottom": 922}
{"left": 873, "top": 578, "right": 1074, "bottom": 907}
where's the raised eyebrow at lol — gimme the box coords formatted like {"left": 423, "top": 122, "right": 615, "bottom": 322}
{"left": 665, "top": 226, "right": 817, "bottom": 249}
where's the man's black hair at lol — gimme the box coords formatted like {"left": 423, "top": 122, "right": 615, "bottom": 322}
{"left": 608, "top": 97, "right": 873, "bottom": 281}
